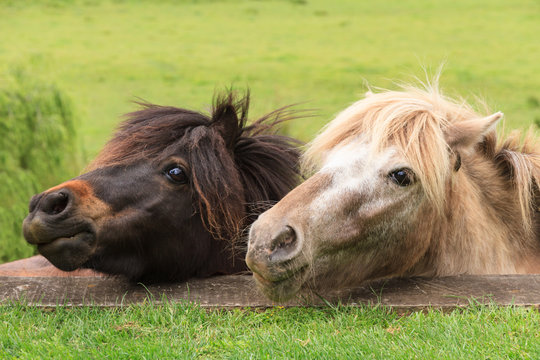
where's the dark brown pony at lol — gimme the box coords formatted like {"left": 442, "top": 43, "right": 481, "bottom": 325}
{"left": 22, "top": 92, "right": 302, "bottom": 282}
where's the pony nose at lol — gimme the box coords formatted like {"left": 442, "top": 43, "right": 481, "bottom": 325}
{"left": 247, "top": 224, "right": 302, "bottom": 276}
{"left": 36, "top": 190, "right": 71, "bottom": 216}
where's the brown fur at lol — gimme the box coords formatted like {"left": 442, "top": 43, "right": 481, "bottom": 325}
{"left": 23, "top": 91, "right": 305, "bottom": 282}
{"left": 88, "top": 92, "right": 303, "bottom": 243}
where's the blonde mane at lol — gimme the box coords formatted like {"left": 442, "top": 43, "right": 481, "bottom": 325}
{"left": 246, "top": 80, "right": 540, "bottom": 300}
{"left": 303, "top": 81, "right": 540, "bottom": 226}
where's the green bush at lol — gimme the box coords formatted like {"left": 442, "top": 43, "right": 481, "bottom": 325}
{"left": 0, "top": 69, "right": 81, "bottom": 263}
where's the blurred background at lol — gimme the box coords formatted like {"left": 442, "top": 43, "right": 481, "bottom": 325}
{"left": 1, "top": 0, "right": 539, "bottom": 263}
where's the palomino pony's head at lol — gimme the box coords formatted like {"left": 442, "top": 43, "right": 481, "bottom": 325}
{"left": 247, "top": 82, "right": 540, "bottom": 301}
{"left": 23, "top": 92, "right": 302, "bottom": 282}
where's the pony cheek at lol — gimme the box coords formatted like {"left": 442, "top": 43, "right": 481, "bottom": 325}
{"left": 312, "top": 192, "right": 416, "bottom": 259}
{"left": 311, "top": 220, "right": 365, "bottom": 255}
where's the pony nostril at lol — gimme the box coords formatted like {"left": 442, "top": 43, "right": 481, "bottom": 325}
{"left": 269, "top": 226, "right": 298, "bottom": 262}
{"left": 273, "top": 226, "right": 296, "bottom": 250}
{"left": 41, "top": 191, "right": 70, "bottom": 216}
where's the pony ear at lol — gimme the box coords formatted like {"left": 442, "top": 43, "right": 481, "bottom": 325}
{"left": 211, "top": 102, "right": 240, "bottom": 150}
{"left": 445, "top": 112, "right": 503, "bottom": 149}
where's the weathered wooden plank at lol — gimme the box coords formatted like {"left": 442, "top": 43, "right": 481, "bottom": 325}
{"left": 0, "top": 274, "right": 538, "bottom": 311}
{"left": 0, "top": 256, "right": 104, "bottom": 277}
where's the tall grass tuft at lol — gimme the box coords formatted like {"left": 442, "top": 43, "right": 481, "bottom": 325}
{"left": 0, "top": 68, "right": 81, "bottom": 262}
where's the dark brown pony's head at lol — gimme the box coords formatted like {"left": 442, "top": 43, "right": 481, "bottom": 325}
{"left": 23, "top": 92, "right": 302, "bottom": 282}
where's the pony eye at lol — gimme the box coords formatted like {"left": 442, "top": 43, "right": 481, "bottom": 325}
{"left": 165, "top": 166, "right": 188, "bottom": 184}
{"left": 389, "top": 168, "right": 414, "bottom": 187}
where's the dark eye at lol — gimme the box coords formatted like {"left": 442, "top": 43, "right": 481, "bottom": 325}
{"left": 389, "top": 168, "right": 414, "bottom": 186}
{"left": 164, "top": 166, "right": 188, "bottom": 184}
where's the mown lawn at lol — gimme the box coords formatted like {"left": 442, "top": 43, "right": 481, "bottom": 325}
{"left": 0, "top": 0, "right": 539, "bottom": 159}
{"left": 1, "top": 302, "right": 539, "bottom": 359}
{"left": 1, "top": 1, "right": 539, "bottom": 358}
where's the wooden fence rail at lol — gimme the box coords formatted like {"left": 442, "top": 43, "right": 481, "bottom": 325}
{"left": 1, "top": 274, "right": 539, "bottom": 311}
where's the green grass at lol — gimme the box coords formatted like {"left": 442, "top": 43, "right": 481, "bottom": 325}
{"left": 1, "top": 302, "right": 538, "bottom": 359}
{"left": 0, "top": 0, "right": 539, "bottom": 159}
{"left": 0, "top": 69, "right": 81, "bottom": 262}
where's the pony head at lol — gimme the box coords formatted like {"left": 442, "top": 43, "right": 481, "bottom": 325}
{"left": 246, "top": 82, "right": 540, "bottom": 301}
{"left": 23, "top": 91, "right": 302, "bottom": 282}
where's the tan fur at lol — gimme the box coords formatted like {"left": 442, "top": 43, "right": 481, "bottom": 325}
{"left": 46, "top": 180, "right": 112, "bottom": 222}
{"left": 45, "top": 179, "right": 93, "bottom": 200}
{"left": 247, "top": 80, "right": 540, "bottom": 300}
{"left": 303, "top": 82, "right": 540, "bottom": 276}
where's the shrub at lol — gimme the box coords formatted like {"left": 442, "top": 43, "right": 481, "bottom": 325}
{"left": 0, "top": 69, "right": 81, "bottom": 262}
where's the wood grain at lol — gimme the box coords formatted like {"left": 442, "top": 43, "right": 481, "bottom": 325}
{"left": 1, "top": 273, "right": 538, "bottom": 311}
{"left": 0, "top": 256, "right": 104, "bottom": 277}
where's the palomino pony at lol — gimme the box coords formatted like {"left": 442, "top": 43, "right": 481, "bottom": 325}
{"left": 21, "top": 92, "right": 302, "bottom": 282}
{"left": 246, "top": 82, "right": 540, "bottom": 301}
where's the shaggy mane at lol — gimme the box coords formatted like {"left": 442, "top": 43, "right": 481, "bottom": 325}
{"left": 89, "top": 92, "right": 303, "bottom": 244}
{"left": 303, "top": 80, "right": 540, "bottom": 226}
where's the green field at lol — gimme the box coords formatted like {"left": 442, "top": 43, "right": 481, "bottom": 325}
{"left": 1, "top": 0, "right": 539, "bottom": 159}
{"left": 1, "top": 0, "right": 539, "bottom": 358}
{"left": 1, "top": 302, "right": 539, "bottom": 359}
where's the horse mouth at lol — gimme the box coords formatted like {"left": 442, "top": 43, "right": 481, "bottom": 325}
{"left": 23, "top": 208, "right": 98, "bottom": 272}
{"left": 252, "top": 265, "right": 309, "bottom": 302}
{"left": 35, "top": 232, "right": 96, "bottom": 272}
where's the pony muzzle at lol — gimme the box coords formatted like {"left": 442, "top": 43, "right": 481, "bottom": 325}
{"left": 23, "top": 186, "right": 97, "bottom": 271}
{"left": 246, "top": 219, "right": 305, "bottom": 282}
{"left": 24, "top": 189, "right": 76, "bottom": 244}
{"left": 36, "top": 232, "right": 95, "bottom": 271}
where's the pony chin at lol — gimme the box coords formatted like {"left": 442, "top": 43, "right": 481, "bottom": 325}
{"left": 252, "top": 267, "right": 309, "bottom": 302}
{"left": 37, "top": 232, "right": 95, "bottom": 271}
